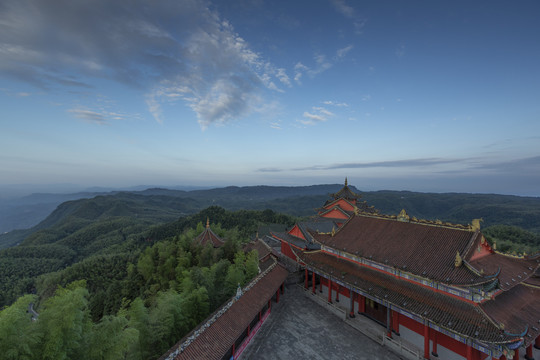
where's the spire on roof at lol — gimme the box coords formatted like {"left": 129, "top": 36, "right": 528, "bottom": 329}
{"left": 206, "top": 217, "right": 210, "bottom": 229}
{"left": 330, "top": 178, "right": 360, "bottom": 201}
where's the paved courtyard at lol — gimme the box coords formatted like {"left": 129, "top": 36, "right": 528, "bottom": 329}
{"left": 241, "top": 285, "right": 403, "bottom": 360}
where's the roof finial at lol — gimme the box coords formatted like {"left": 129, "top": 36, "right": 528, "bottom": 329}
{"left": 455, "top": 251, "right": 462, "bottom": 267}
{"left": 345, "top": 177, "right": 348, "bottom": 186}
{"left": 235, "top": 283, "right": 243, "bottom": 300}
{"left": 206, "top": 217, "right": 210, "bottom": 229}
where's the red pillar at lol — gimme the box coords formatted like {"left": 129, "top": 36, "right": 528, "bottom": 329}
{"left": 392, "top": 311, "right": 400, "bottom": 335}
{"left": 525, "top": 344, "right": 534, "bottom": 360}
{"left": 424, "top": 324, "right": 430, "bottom": 359}
{"left": 432, "top": 330, "right": 438, "bottom": 357}
{"left": 319, "top": 276, "right": 323, "bottom": 293}
{"left": 500, "top": 355, "right": 507, "bottom": 360}
{"left": 513, "top": 348, "right": 519, "bottom": 360}
{"left": 312, "top": 271, "right": 316, "bottom": 294}
{"left": 358, "top": 294, "right": 365, "bottom": 314}
{"left": 349, "top": 291, "right": 355, "bottom": 318}
{"left": 466, "top": 343, "right": 473, "bottom": 360}
{"left": 327, "top": 279, "right": 332, "bottom": 303}
{"left": 304, "top": 269, "right": 308, "bottom": 289}
{"left": 536, "top": 335, "right": 540, "bottom": 349}
{"left": 386, "top": 308, "right": 392, "bottom": 338}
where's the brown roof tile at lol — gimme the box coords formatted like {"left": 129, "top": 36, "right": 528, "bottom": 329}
{"left": 311, "top": 214, "right": 486, "bottom": 285}
{"left": 244, "top": 238, "right": 273, "bottom": 260}
{"left": 481, "top": 284, "right": 540, "bottom": 347}
{"left": 469, "top": 253, "right": 540, "bottom": 290}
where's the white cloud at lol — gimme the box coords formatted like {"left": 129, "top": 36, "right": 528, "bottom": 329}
{"left": 299, "top": 106, "right": 334, "bottom": 125}
{"left": 331, "top": 0, "right": 366, "bottom": 34}
{"left": 0, "top": 0, "right": 287, "bottom": 129}
{"left": 324, "top": 100, "right": 349, "bottom": 107}
{"left": 336, "top": 45, "right": 353, "bottom": 59}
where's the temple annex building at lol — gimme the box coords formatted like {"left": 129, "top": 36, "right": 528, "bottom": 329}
{"left": 162, "top": 180, "right": 539, "bottom": 360}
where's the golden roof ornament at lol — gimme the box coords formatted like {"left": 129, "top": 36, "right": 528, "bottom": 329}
{"left": 354, "top": 206, "right": 359, "bottom": 215}
{"left": 455, "top": 251, "right": 462, "bottom": 267}
{"left": 331, "top": 226, "right": 336, "bottom": 237}
{"left": 471, "top": 218, "right": 482, "bottom": 232}
{"left": 397, "top": 209, "right": 409, "bottom": 222}
{"left": 206, "top": 217, "right": 210, "bottom": 228}
{"left": 344, "top": 177, "right": 348, "bottom": 186}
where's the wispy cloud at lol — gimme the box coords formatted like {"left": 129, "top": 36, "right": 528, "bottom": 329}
{"left": 323, "top": 100, "right": 349, "bottom": 107}
{"left": 258, "top": 157, "right": 468, "bottom": 172}
{"left": 331, "top": 0, "right": 366, "bottom": 34}
{"left": 299, "top": 106, "right": 334, "bottom": 125}
{"left": 68, "top": 108, "right": 110, "bottom": 125}
{"left": 293, "top": 46, "right": 352, "bottom": 85}
{"left": 396, "top": 43, "right": 406, "bottom": 58}
{"left": 336, "top": 45, "right": 353, "bottom": 59}
{"left": 0, "top": 0, "right": 287, "bottom": 129}
{"left": 67, "top": 106, "right": 135, "bottom": 125}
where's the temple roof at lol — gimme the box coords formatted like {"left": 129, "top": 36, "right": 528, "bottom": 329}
{"left": 481, "top": 284, "right": 540, "bottom": 345}
{"left": 244, "top": 238, "right": 273, "bottom": 261}
{"left": 164, "top": 258, "right": 288, "bottom": 360}
{"left": 309, "top": 213, "right": 492, "bottom": 285}
{"left": 469, "top": 252, "right": 539, "bottom": 291}
{"left": 195, "top": 218, "right": 224, "bottom": 248}
{"left": 329, "top": 178, "right": 360, "bottom": 201}
{"left": 296, "top": 250, "right": 524, "bottom": 346}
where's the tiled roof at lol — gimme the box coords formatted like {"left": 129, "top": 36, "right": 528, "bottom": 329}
{"left": 244, "top": 238, "right": 273, "bottom": 260}
{"left": 481, "top": 284, "right": 540, "bottom": 347}
{"left": 297, "top": 250, "right": 520, "bottom": 345}
{"left": 318, "top": 205, "right": 352, "bottom": 219}
{"left": 195, "top": 227, "right": 224, "bottom": 248}
{"left": 310, "top": 214, "right": 489, "bottom": 285}
{"left": 271, "top": 231, "right": 309, "bottom": 249}
{"left": 163, "top": 260, "right": 289, "bottom": 360}
{"left": 469, "top": 253, "right": 540, "bottom": 291}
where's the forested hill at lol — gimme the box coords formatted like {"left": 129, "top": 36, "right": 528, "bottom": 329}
{"left": 2, "top": 185, "right": 540, "bottom": 250}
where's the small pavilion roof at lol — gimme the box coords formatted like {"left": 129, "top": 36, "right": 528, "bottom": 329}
{"left": 309, "top": 213, "right": 494, "bottom": 285}
{"left": 195, "top": 218, "right": 224, "bottom": 248}
{"left": 296, "top": 250, "right": 525, "bottom": 347}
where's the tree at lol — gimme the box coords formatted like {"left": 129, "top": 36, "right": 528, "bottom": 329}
{"left": 0, "top": 294, "right": 40, "bottom": 360}
{"left": 37, "top": 281, "right": 92, "bottom": 360}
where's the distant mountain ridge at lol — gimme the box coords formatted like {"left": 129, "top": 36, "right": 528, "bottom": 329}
{"left": 1, "top": 184, "right": 540, "bottom": 250}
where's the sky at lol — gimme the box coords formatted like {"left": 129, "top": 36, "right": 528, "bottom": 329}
{"left": 1, "top": 0, "right": 540, "bottom": 196}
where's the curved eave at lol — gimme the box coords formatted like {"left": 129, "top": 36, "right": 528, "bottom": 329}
{"left": 298, "top": 250, "right": 519, "bottom": 347}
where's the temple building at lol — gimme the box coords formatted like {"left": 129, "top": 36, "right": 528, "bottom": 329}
{"left": 195, "top": 218, "right": 225, "bottom": 247}
{"left": 273, "top": 180, "right": 540, "bottom": 360}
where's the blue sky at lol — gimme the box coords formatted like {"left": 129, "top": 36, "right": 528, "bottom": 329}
{"left": 1, "top": 0, "right": 539, "bottom": 196}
